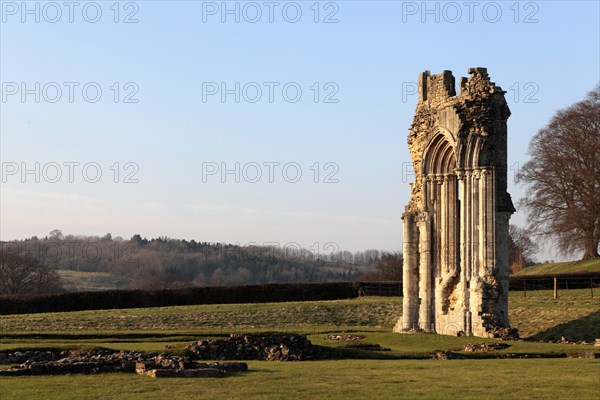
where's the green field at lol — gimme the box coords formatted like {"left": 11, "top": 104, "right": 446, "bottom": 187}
{"left": 514, "top": 258, "right": 600, "bottom": 276}
{"left": 57, "top": 270, "right": 132, "bottom": 292}
{"left": 1, "top": 359, "right": 598, "bottom": 400}
{"left": 1, "top": 290, "right": 597, "bottom": 341}
{"left": 1, "top": 290, "right": 599, "bottom": 399}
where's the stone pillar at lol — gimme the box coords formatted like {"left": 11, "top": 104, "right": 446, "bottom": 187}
{"left": 460, "top": 170, "right": 473, "bottom": 335}
{"left": 472, "top": 169, "right": 481, "bottom": 278}
{"left": 418, "top": 212, "right": 433, "bottom": 331}
{"left": 484, "top": 169, "right": 495, "bottom": 273}
{"left": 465, "top": 170, "right": 473, "bottom": 280}
{"left": 398, "top": 212, "right": 419, "bottom": 332}
{"left": 448, "top": 175, "right": 458, "bottom": 273}
{"left": 440, "top": 175, "right": 447, "bottom": 275}
{"left": 435, "top": 175, "right": 447, "bottom": 326}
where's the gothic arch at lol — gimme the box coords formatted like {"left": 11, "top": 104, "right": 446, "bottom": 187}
{"left": 421, "top": 132, "right": 461, "bottom": 321}
{"left": 457, "top": 133, "right": 488, "bottom": 170}
{"left": 424, "top": 134, "right": 456, "bottom": 175}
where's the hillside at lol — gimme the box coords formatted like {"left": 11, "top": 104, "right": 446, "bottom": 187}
{"left": 57, "top": 270, "right": 132, "bottom": 292}
{"left": 514, "top": 258, "right": 600, "bottom": 276}
{"left": 3, "top": 235, "right": 381, "bottom": 290}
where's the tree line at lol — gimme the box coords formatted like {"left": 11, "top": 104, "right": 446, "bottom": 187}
{"left": 0, "top": 232, "right": 401, "bottom": 295}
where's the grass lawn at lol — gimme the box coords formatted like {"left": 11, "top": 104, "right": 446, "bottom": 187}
{"left": 509, "top": 288, "right": 599, "bottom": 340}
{"left": 514, "top": 258, "right": 600, "bottom": 275}
{"left": 1, "top": 290, "right": 597, "bottom": 341}
{"left": 1, "top": 290, "right": 599, "bottom": 399}
{"left": 1, "top": 329, "right": 596, "bottom": 357}
{"left": 0, "top": 296, "right": 403, "bottom": 333}
{"left": 0, "top": 359, "right": 598, "bottom": 400}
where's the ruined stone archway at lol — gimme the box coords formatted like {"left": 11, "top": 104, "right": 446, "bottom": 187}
{"left": 395, "top": 68, "right": 515, "bottom": 337}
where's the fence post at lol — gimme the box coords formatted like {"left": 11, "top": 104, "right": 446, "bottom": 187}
{"left": 524, "top": 279, "right": 527, "bottom": 297}
{"left": 553, "top": 277, "right": 557, "bottom": 300}
{"left": 591, "top": 278, "right": 594, "bottom": 299}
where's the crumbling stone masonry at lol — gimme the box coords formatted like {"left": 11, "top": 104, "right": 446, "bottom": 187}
{"left": 393, "top": 68, "right": 515, "bottom": 337}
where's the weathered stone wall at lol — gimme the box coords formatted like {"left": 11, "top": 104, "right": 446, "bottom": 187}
{"left": 394, "top": 68, "right": 515, "bottom": 338}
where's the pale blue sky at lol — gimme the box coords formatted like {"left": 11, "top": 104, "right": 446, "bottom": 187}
{"left": 1, "top": 1, "right": 599, "bottom": 260}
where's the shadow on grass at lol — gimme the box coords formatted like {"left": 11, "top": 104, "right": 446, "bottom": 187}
{"left": 527, "top": 311, "right": 600, "bottom": 342}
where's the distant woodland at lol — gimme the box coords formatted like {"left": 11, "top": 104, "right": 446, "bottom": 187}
{"left": 1, "top": 231, "right": 399, "bottom": 291}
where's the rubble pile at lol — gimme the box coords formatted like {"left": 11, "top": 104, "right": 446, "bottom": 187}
{"left": 487, "top": 326, "right": 520, "bottom": 341}
{"left": 186, "top": 333, "right": 332, "bottom": 361}
{"left": 463, "top": 343, "right": 510, "bottom": 352}
{"left": 325, "top": 334, "right": 366, "bottom": 341}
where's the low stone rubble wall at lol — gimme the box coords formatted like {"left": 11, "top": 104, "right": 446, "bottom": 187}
{"left": 0, "top": 350, "right": 58, "bottom": 365}
{"left": 0, "top": 349, "right": 249, "bottom": 378}
{"left": 0, "top": 334, "right": 326, "bottom": 377}
{"left": 186, "top": 334, "right": 333, "bottom": 361}
{"left": 3, "top": 334, "right": 597, "bottom": 375}
{"left": 1, "top": 350, "right": 147, "bottom": 376}
{"left": 135, "top": 359, "right": 248, "bottom": 378}
{"left": 463, "top": 343, "right": 510, "bottom": 352}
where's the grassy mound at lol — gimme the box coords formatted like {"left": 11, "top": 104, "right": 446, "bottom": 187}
{"left": 515, "top": 258, "right": 600, "bottom": 276}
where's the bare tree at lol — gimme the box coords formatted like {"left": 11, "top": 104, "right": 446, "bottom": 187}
{"left": 0, "top": 251, "right": 63, "bottom": 296}
{"left": 48, "top": 229, "right": 63, "bottom": 240}
{"left": 508, "top": 224, "right": 539, "bottom": 273}
{"left": 517, "top": 85, "right": 600, "bottom": 260}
